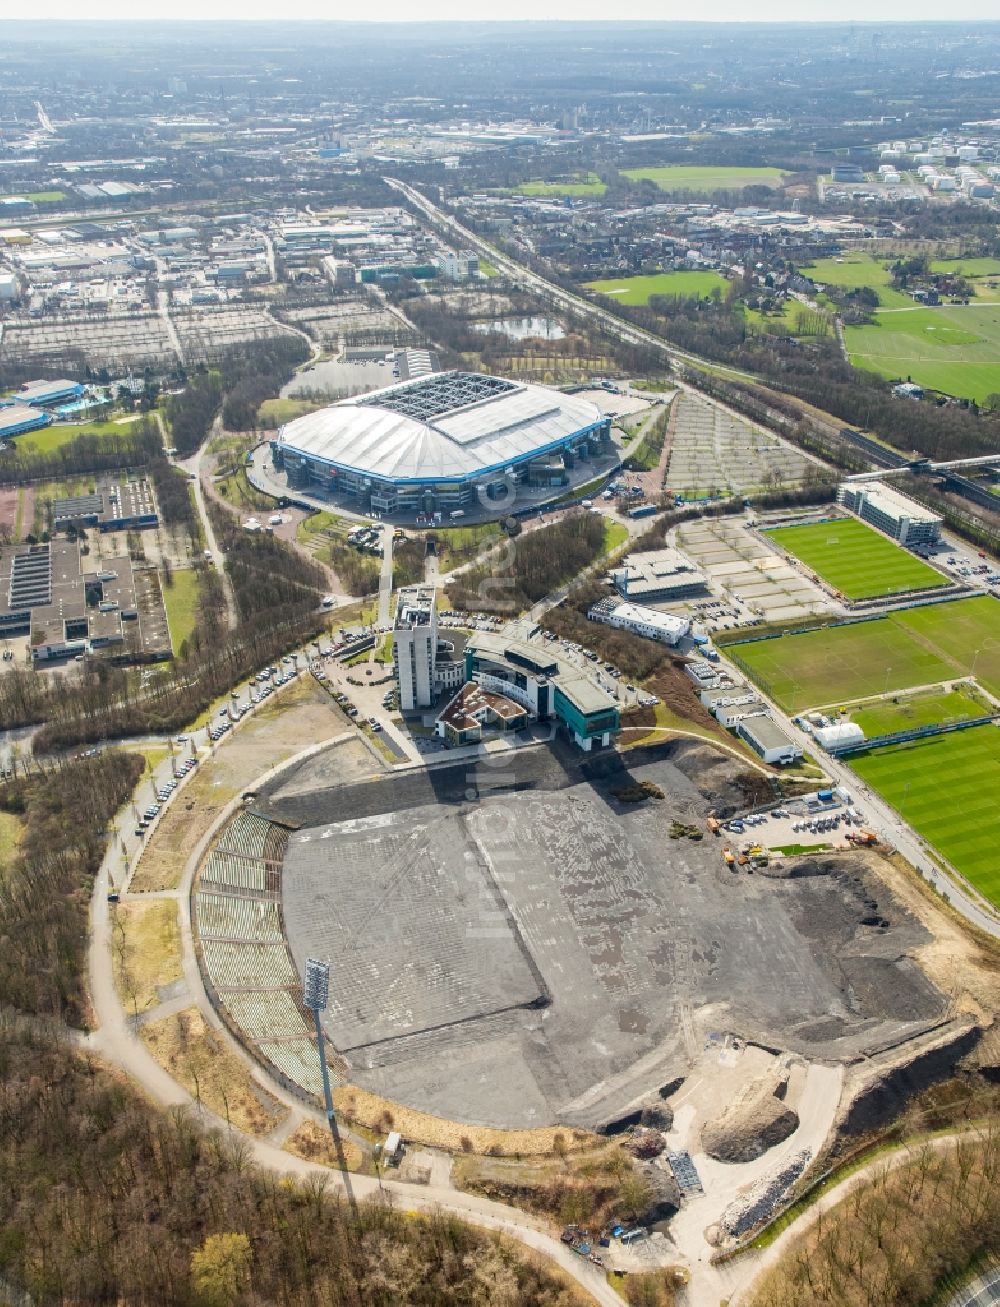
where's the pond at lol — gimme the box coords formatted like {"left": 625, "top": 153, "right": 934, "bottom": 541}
{"left": 471, "top": 316, "right": 566, "bottom": 342}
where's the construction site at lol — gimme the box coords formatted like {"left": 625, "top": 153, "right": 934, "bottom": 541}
{"left": 248, "top": 736, "right": 949, "bottom": 1131}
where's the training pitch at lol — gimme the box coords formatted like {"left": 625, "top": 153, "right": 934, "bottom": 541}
{"left": 850, "top": 725, "right": 1000, "bottom": 909}
{"left": 586, "top": 271, "right": 729, "bottom": 305}
{"left": 731, "top": 596, "right": 1000, "bottom": 712}
{"left": 621, "top": 165, "right": 788, "bottom": 193}
{"left": 763, "top": 517, "right": 946, "bottom": 600}
{"left": 851, "top": 687, "right": 985, "bottom": 738}
{"left": 845, "top": 304, "right": 1000, "bottom": 405}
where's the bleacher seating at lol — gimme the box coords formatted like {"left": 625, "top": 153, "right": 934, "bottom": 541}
{"left": 194, "top": 893, "right": 283, "bottom": 942}
{"left": 263, "top": 823, "right": 290, "bottom": 864}
{"left": 258, "top": 1038, "right": 331, "bottom": 1098}
{"left": 201, "top": 939, "right": 298, "bottom": 990}
{"left": 194, "top": 811, "right": 333, "bottom": 1103}
{"left": 223, "top": 990, "right": 308, "bottom": 1041}
{"left": 217, "top": 811, "right": 271, "bottom": 861}
{"left": 200, "top": 849, "right": 269, "bottom": 893}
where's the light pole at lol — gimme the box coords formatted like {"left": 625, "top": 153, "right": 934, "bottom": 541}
{"left": 303, "top": 958, "right": 336, "bottom": 1144}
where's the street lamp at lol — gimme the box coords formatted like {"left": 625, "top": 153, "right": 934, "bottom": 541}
{"left": 303, "top": 958, "right": 336, "bottom": 1141}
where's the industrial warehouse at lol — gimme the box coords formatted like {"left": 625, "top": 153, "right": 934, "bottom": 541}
{"left": 271, "top": 370, "right": 613, "bottom": 516}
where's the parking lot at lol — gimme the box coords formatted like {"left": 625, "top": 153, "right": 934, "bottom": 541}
{"left": 665, "top": 392, "right": 817, "bottom": 498}
{"left": 716, "top": 791, "right": 874, "bottom": 858}
{"left": 675, "top": 517, "right": 838, "bottom": 624}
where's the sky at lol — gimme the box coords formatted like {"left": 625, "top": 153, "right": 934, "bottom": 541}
{"left": 11, "top": 3, "right": 1000, "bottom": 21}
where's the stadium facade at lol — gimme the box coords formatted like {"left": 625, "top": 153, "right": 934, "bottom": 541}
{"left": 272, "top": 371, "right": 612, "bottom": 515}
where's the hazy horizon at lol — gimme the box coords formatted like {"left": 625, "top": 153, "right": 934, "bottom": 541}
{"left": 5, "top": 8, "right": 1000, "bottom": 24}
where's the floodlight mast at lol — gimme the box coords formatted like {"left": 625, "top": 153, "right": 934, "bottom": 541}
{"left": 303, "top": 958, "right": 336, "bottom": 1137}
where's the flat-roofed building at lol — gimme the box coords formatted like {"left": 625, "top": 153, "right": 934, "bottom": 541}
{"left": 588, "top": 596, "right": 690, "bottom": 646}
{"left": 838, "top": 480, "right": 942, "bottom": 547}
{"left": 0, "top": 404, "right": 52, "bottom": 439}
{"left": 735, "top": 714, "right": 803, "bottom": 765}
{"left": 610, "top": 547, "right": 707, "bottom": 603}
{"left": 465, "top": 622, "right": 619, "bottom": 751}
{"left": 52, "top": 476, "right": 158, "bottom": 532}
{"left": 13, "top": 379, "right": 85, "bottom": 408}
{"left": 393, "top": 585, "right": 438, "bottom": 712}
{"left": 0, "top": 540, "right": 167, "bottom": 662}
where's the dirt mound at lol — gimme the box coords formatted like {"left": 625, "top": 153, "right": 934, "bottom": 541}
{"left": 701, "top": 1067, "right": 799, "bottom": 1163}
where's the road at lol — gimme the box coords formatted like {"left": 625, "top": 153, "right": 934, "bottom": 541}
{"left": 707, "top": 646, "right": 1000, "bottom": 940}
{"left": 377, "top": 523, "right": 394, "bottom": 628}
{"left": 86, "top": 725, "right": 620, "bottom": 1307}
{"left": 725, "top": 1128, "right": 978, "bottom": 1307}
{"left": 181, "top": 427, "right": 239, "bottom": 631}
{"left": 385, "top": 177, "right": 757, "bottom": 386}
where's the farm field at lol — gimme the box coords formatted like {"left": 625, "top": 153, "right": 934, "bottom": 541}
{"left": 731, "top": 596, "right": 1000, "bottom": 711}
{"left": 851, "top": 686, "right": 987, "bottom": 738}
{"left": 621, "top": 165, "right": 788, "bottom": 193}
{"left": 798, "top": 254, "right": 916, "bottom": 310}
{"left": 763, "top": 517, "right": 946, "bottom": 600}
{"left": 586, "top": 270, "right": 729, "bottom": 304}
{"left": 850, "top": 726, "right": 1000, "bottom": 909}
{"left": 844, "top": 304, "right": 1000, "bottom": 404}
{"left": 514, "top": 173, "right": 606, "bottom": 196}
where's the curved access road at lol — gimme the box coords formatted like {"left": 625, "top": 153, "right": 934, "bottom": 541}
{"left": 724, "top": 1128, "right": 978, "bottom": 1307}
{"left": 86, "top": 764, "right": 619, "bottom": 1307}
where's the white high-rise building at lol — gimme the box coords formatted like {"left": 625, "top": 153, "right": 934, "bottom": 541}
{"left": 393, "top": 586, "right": 438, "bottom": 711}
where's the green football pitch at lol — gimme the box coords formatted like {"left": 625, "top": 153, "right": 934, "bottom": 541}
{"left": 764, "top": 518, "right": 946, "bottom": 600}
{"left": 851, "top": 687, "right": 986, "bottom": 738}
{"left": 731, "top": 595, "right": 1000, "bottom": 712}
{"left": 850, "top": 726, "right": 1000, "bottom": 909}
{"left": 844, "top": 304, "right": 1000, "bottom": 405}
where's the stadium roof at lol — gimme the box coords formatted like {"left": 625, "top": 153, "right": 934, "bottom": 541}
{"left": 277, "top": 371, "right": 604, "bottom": 484}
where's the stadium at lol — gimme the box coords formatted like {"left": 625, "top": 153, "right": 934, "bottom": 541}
{"left": 271, "top": 370, "right": 613, "bottom": 516}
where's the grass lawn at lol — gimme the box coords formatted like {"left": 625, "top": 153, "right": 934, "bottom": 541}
{"left": 741, "top": 299, "right": 834, "bottom": 338}
{"left": 297, "top": 510, "right": 352, "bottom": 542}
{"left": 799, "top": 254, "right": 916, "bottom": 310}
{"left": 844, "top": 304, "right": 1000, "bottom": 404}
{"left": 16, "top": 420, "right": 127, "bottom": 455}
{"left": 851, "top": 685, "right": 988, "bottom": 737}
{"left": 112, "top": 899, "right": 183, "bottom": 1013}
{"left": 479, "top": 260, "right": 499, "bottom": 278}
{"left": 733, "top": 596, "right": 1000, "bottom": 711}
{"left": 26, "top": 190, "right": 66, "bottom": 202}
{"left": 929, "top": 257, "right": 1000, "bottom": 279}
{"left": 160, "top": 568, "right": 200, "bottom": 655}
{"left": 0, "top": 810, "right": 23, "bottom": 868}
{"left": 763, "top": 517, "right": 946, "bottom": 600}
{"left": 586, "top": 270, "right": 728, "bottom": 304}
{"left": 602, "top": 518, "right": 630, "bottom": 554}
{"left": 850, "top": 726, "right": 1000, "bottom": 908}
{"left": 514, "top": 172, "right": 606, "bottom": 196}
{"left": 215, "top": 466, "right": 273, "bottom": 512}
{"left": 257, "top": 396, "right": 324, "bottom": 426}
{"left": 622, "top": 165, "right": 788, "bottom": 193}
